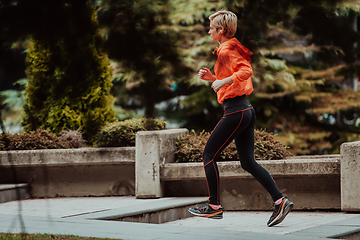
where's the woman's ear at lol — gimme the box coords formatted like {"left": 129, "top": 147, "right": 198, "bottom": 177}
{"left": 219, "top": 27, "right": 224, "bottom": 34}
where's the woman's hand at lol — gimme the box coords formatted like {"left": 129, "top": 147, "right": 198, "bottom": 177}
{"left": 198, "top": 67, "right": 216, "bottom": 82}
{"left": 211, "top": 77, "right": 233, "bottom": 92}
{"left": 211, "top": 80, "right": 225, "bottom": 92}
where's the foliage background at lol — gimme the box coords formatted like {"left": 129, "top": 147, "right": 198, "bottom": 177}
{"left": 161, "top": 0, "right": 360, "bottom": 155}
{"left": 1, "top": 0, "right": 360, "bottom": 155}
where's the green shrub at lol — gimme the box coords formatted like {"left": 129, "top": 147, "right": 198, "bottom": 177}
{"left": 96, "top": 118, "right": 167, "bottom": 147}
{"left": 0, "top": 129, "right": 65, "bottom": 151}
{"left": 0, "top": 133, "right": 7, "bottom": 150}
{"left": 175, "top": 129, "right": 293, "bottom": 163}
{"left": 22, "top": 5, "right": 116, "bottom": 143}
{"left": 253, "top": 129, "right": 293, "bottom": 160}
{"left": 58, "top": 129, "right": 87, "bottom": 148}
{"left": 0, "top": 129, "right": 87, "bottom": 151}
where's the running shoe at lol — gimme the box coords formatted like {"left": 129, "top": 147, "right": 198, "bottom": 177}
{"left": 188, "top": 204, "right": 223, "bottom": 219}
{"left": 267, "top": 197, "right": 293, "bottom": 227}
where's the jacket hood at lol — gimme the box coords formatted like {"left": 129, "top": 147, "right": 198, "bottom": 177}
{"left": 214, "top": 38, "right": 253, "bottom": 63}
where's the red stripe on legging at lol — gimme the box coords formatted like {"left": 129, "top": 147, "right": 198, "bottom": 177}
{"left": 202, "top": 115, "right": 224, "bottom": 202}
{"left": 224, "top": 107, "right": 253, "bottom": 116}
{"left": 203, "top": 111, "right": 245, "bottom": 204}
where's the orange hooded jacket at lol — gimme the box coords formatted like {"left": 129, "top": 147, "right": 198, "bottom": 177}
{"left": 213, "top": 38, "right": 253, "bottom": 104}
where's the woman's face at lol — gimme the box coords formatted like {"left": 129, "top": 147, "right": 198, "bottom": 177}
{"left": 208, "top": 20, "right": 221, "bottom": 42}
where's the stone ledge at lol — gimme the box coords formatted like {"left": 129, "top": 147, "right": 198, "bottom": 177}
{"left": 0, "top": 147, "right": 136, "bottom": 198}
{"left": 161, "top": 157, "right": 340, "bottom": 181}
{"left": 0, "top": 147, "right": 135, "bottom": 167}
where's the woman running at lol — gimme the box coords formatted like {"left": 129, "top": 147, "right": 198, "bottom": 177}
{"left": 188, "top": 10, "right": 293, "bottom": 227}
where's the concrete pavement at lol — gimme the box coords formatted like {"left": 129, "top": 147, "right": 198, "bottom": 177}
{"left": 0, "top": 197, "right": 360, "bottom": 239}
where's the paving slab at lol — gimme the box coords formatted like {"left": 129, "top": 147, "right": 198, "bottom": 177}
{"left": 0, "top": 197, "right": 163, "bottom": 218}
{"left": 0, "top": 214, "right": 325, "bottom": 240}
{"left": 287, "top": 215, "right": 360, "bottom": 239}
{"left": 165, "top": 211, "right": 360, "bottom": 236}
{"left": 69, "top": 197, "right": 208, "bottom": 221}
{"left": 0, "top": 197, "right": 359, "bottom": 240}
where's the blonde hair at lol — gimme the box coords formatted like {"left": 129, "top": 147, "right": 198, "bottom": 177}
{"left": 209, "top": 10, "right": 237, "bottom": 38}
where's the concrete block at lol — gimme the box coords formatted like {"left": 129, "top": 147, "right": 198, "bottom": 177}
{"left": 0, "top": 147, "right": 136, "bottom": 198}
{"left": 163, "top": 176, "right": 340, "bottom": 211}
{"left": 0, "top": 184, "right": 30, "bottom": 203}
{"left": 161, "top": 156, "right": 341, "bottom": 210}
{"left": 0, "top": 164, "right": 135, "bottom": 198}
{"left": 135, "top": 129, "right": 188, "bottom": 199}
{"left": 341, "top": 140, "right": 360, "bottom": 212}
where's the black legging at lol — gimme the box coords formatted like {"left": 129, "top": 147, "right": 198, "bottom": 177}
{"left": 202, "top": 95, "right": 283, "bottom": 205}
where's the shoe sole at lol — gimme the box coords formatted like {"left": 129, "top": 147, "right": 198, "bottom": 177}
{"left": 268, "top": 202, "right": 293, "bottom": 227}
{"left": 188, "top": 209, "right": 223, "bottom": 219}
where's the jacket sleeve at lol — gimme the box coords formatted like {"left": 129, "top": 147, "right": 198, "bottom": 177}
{"left": 230, "top": 52, "right": 253, "bottom": 82}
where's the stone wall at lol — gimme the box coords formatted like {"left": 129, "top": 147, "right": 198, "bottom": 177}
{"left": 1, "top": 129, "right": 359, "bottom": 212}
{"left": 0, "top": 147, "right": 135, "bottom": 197}
{"left": 160, "top": 157, "right": 340, "bottom": 210}
{"left": 135, "top": 130, "right": 359, "bottom": 212}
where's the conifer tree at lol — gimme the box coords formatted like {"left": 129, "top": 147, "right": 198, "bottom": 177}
{"left": 97, "top": 0, "right": 191, "bottom": 118}
{"left": 22, "top": 2, "right": 115, "bottom": 142}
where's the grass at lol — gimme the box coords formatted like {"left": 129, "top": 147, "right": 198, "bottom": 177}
{"left": 0, "top": 233, "right": 122, "bottom": 240}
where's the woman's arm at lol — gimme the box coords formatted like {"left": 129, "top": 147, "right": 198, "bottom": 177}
{"left": 211, "top": 77, "right": 233, "bottom": 92}
{"left": 212, "top": 57, "right": 252, "bottom": 92}
{"left": 199, "top": 67, "right": 229, "bottom": 92}
{"left": 231, "top": 54, "right": 253, "bottom": 82}
{"left": 198, "top": 67, "right": 216, "bottom": 82}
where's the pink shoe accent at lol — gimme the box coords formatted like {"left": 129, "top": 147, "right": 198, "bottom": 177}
{"left": 209, "top": 204, "right": 222, "bottom": 210}
{"left": 275, "top": 197, "right": 284, "bottom": 205}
